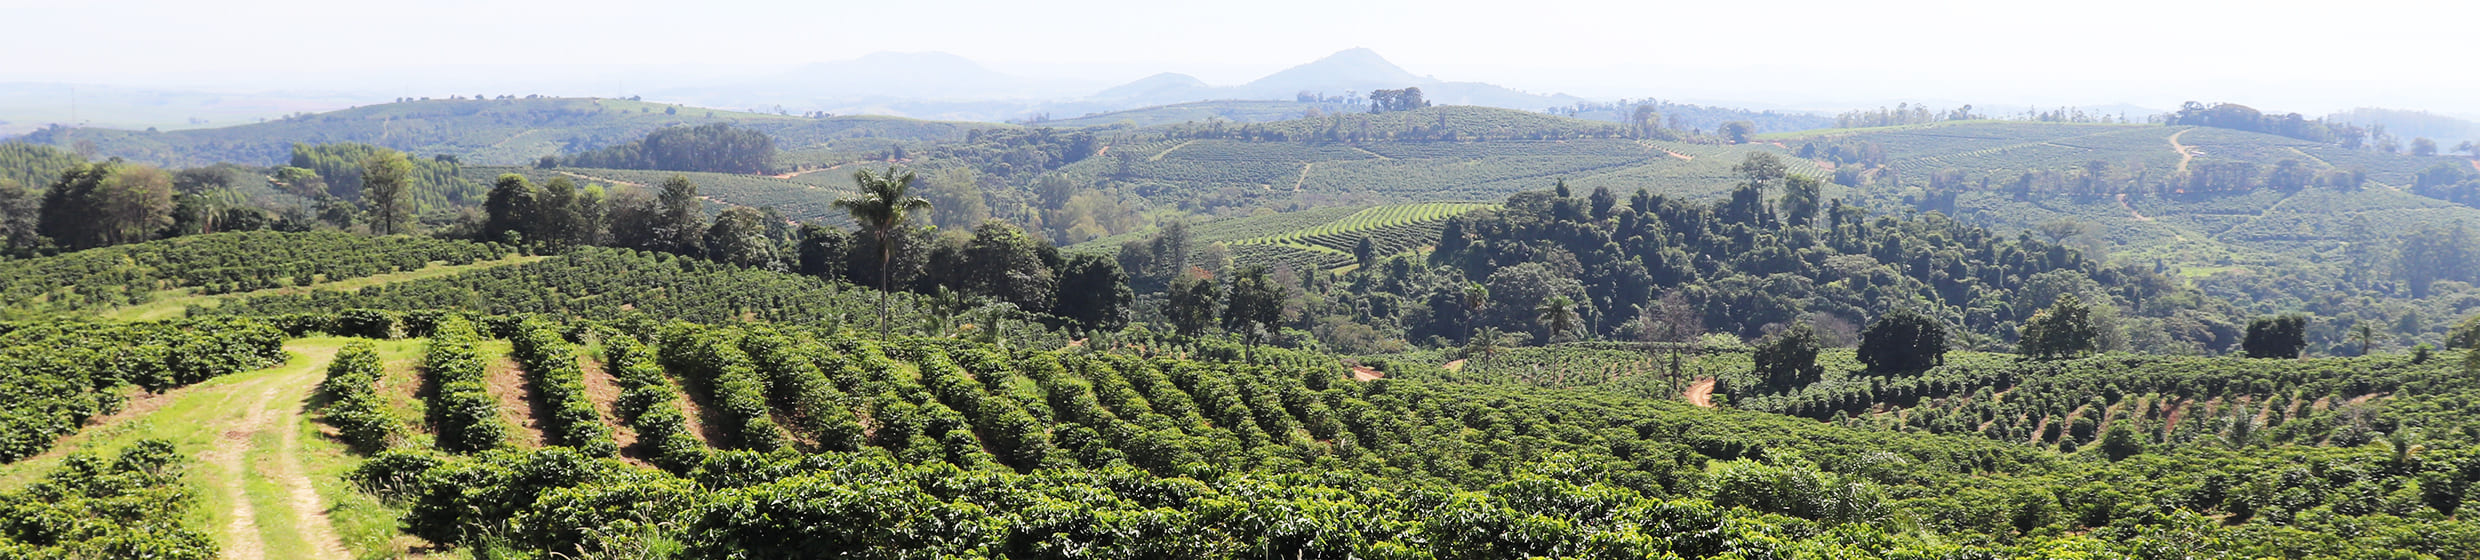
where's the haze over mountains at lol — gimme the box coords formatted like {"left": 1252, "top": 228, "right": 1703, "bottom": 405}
{"left": 7, "top": 47, "right": 2480, "bottom": 147}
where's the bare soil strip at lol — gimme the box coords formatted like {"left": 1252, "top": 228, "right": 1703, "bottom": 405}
{"left": 1684, "top": 378, "right": 1716, "bottom": 408}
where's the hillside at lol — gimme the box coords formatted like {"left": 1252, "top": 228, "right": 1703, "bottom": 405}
{"left": 14, "top": 97, "right": 1003, "bottom": 168}
{"left": 3, "top": 231, "right": 2477, "bottom": 557}
{"left": 1044, "top": 106, "right": 1830, "bottom": 212}
{"left": 1071, "top": 202, "right": 1495, "bottom": 270}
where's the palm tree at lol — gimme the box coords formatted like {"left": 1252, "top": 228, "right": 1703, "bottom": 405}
{"left": 833, "top": 167, "right": 930, "bottom": 333}
{"left": 1464, "top": 326, "right": 1510, "bottom": 360}
{"left": 1460, "top": 282, "right": 1489, "bottom": 344}
{"left": 2350, "top": 323, "right": 2387, "bottom": 356}
{"left": 1536, "top": 295, "right": 1578, "bottom": 343}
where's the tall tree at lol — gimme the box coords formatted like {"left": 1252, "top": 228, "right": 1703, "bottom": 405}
{"left": 797, "top": 224, "right": 850, "bottom": 280}
{"left": 1780, "top": 175, "right": 1823, "bottom": 227}
{"left": 1054, "top": 254, "right": 1133, "bottom": 331}
{"left": 1536, "top": 294, "right": 1579, "bottom": 343}
{"left": 654, "top": 175, "right": 708, "bottom": 256}
{"left": 2242, "top": 315, "right": 2308, "bottom": 359}
{"left": 483, "top": 174, "right": 538, "bottom": 245}
{"left": 1461, "top": 282, "right": 1490, "bottom": 344}
{"left": 1223, "top": 265, "right": 1285, "bottom": 345}
{"left": 833, "top": 167, "right": 931, "bottom": 332}
{"left": 38, "top": 162, "right": 173, "bottom": 249}
{"left": 535, "top": 177, "right": 586, "bottom": 250}
{"left": 361, "top": 151, "right": 414, "bottom": 235}
{"left": 703, "top": 206, "right": 779, "bottom": 269}
{"left": 1858, "top": 307, "right": 1947, "bottom": 374}
{"left": 2020, "top": 294, "right": 2100, "bottom": 360}
{"left": 1166, "top": 275, "right": 1219, "bottom": 337}
{"left": 0, "top": 178, "right": 41, "bottom": 254}
{"left": 958, "top": 220, "right": 1056, "bottom": 312}
{"left": 1754, "top": 323, "right": 1823, "bottom": 392}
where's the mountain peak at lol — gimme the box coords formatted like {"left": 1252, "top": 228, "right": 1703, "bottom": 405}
{"left": 1245, "top": 48, "right": 1431, "bottom": 94}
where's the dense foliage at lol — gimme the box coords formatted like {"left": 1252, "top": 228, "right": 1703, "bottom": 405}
{"left": 0, "top": 318, "right": 284, "bottom": 462}
{"left": 0, "top": 440, "right": 216, "bottom": 559}
{"left": 314, "top": 341, "right": 399, "bottom": 451}
{"left": 557, "top": 123, "right": 777, "bottom": 174}
{"left": 0, "top": 230, "right": 509, "bottom": 315}
{"left": 319, "top": 317, "right": 2480, "bottom": 558}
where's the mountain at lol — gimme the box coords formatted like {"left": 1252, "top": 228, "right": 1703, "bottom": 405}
{"left": 1089, "top": 72, "right": 1215, "bottom": 106}
{"left": 1241, "top": 48, "right": 1432, "bottom": 95}
{"left": 662, "top": 49, "right": 1589, "bottom": 123}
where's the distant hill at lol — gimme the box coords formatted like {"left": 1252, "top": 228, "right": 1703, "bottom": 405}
{"left": 1035, "top": 100, "right": 1364, "bottom": 129}
{"left": 1088, "top": 48, "right": 1586, "bottom": 112}
{"left": 2329, "top": 107, "right": 2480, "bottom": 146}
{"left": 14, "top": 97, "right": 1004, "bottom": 167}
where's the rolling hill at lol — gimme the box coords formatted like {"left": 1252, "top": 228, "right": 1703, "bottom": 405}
{"left": 13, "top": 97, "right": 1004, "bottom": 168}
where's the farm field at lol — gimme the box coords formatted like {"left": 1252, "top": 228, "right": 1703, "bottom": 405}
{"left": 1072, "top": 202, "right": 1493, "bottom": 270}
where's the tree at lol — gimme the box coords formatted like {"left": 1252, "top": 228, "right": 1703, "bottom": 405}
{"left": 703, "top": 206, "right": 779, "bottom": 269}
{"left": 1463, "top": 326, "right": 1516, "bottom": 359}
{"left": 1460, "top": 282, "right": 1490, "bottom": 344}
{"left": 1166, "top": 275, "right": 1219, "bottom": 337}
{"left": 1353, "top": 236, "right": 1376, "bottom": 268}
{"left": 1588, "top": 186, "right": 1619, "bottom": 220}
{"left": 0, "top": 178, "right": 41, "bottom": 253}
{"left": 2020, "top": 294, "right": 2100, "bottom": 359}
{"left": 535, "top": 177, "right": 587, "bottom": 249}
{"left": 1223, "top": 265, "right": 1286, "bottom": 345}
{"left": 483, "top": 174, "right": 538, "bottom": 245}
{"left": 1053, "top": 254, "right": 1132, "bottom": 331}
{"left": 834, "top": 167, "right": 931, "bottom": 333}
{"left": 1637, "top": 290, "right": 1700, "bottom": 343}
{"left": 2099, "top": 423, "right": 2145, "bottom": 461}
{"left": 797, "top": 224, "right": 850, "bottom": 280}
{"left": 653, "top": 175, "right": 708, "bottom": 256}
{"left": 1718, "top": 121, "right": 1755, "bottom": 144}
{"left": 2243, "top": 314, "right": 2308, "bottom": 359}
{"left": 1779, "top": 175, "right": 1823, "bottom": 227}
{"left": 1754, "top": 323, "right": 1823, "bottom": 392}
{"left": 1858, "top": 307, "right": 1947, "bottom": 374}
{"left": 361, "top": 151, "right": 415, "bottom": 235}
{"left": 2349, "top": 322, "right": 2387, "bottom": 356}
{"left": 1368, "top": 88, "right": 1430, "bottom": 113}
{"left": 958, "top": 220, "right": 1056, "bottom": 312}
{"left": 1535, "top": 295, "right": 1579, "bottom": 343}
{"left": 38, "top": 162, "right": 174, "bottom": 250}
{"left": 2412, "top": 137, "right": 2439, "bottom": 157}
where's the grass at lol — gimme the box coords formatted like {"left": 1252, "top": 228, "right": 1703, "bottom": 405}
{"left": 99, "top": 254, "right": 547, "bottom": 321}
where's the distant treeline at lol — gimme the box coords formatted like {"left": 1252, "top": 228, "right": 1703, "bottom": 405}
{"left": 553, "top": 123, "right": 775, "bottom": 174}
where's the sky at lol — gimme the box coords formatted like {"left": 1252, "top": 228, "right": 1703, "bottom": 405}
{"left": 4, "top": 0, "right": 2477, "bottom": 116}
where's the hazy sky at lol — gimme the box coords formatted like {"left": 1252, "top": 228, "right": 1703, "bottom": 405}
{"left": 6, "top": 0, "right": 2477, "bottom": 115}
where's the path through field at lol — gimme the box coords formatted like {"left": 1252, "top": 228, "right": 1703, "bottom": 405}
{"left": 2116, "top": 194, "right": 2153, "bottom": 222}
{"left": 209, "top": 343, "right": 352, "bottom": 560}
{"left": 2168, "top": 128, "right": 2196, "bottom": 173}
{"left": 0, "top": 342, "right": 363, "bottom": 560}
{"left": 1684, "top": 378, "right": 1716, "bottom": 408}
